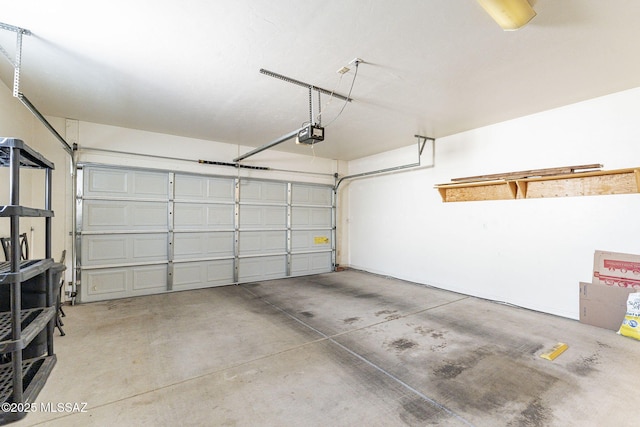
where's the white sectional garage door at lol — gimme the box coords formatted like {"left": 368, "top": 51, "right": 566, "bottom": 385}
{"left": 77, "top": 165, "right": 334, "bottom": 302}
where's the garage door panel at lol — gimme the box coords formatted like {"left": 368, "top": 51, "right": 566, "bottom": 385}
{"left": 205, "top": 205, "right": 236, "bottom": 228}
{"left": 173, "top": 203, "right": 234, "bottom": 230}
{"left": 291, "top": 252, "right": 332, "bottom": 276}
{"left": 239, "top": 205, "right": 286, "bottom": 229}
{"left": 82, "top": 265, "right": 168, "bottom": 302}
{"left": 79, "top": 165, "right": 334, "bottom": 302}
{"left": 134, "top": 205, "right": 168, "bottom": 227}
{"left": 131, "top": 171, "right": 170, "bottom": 198}
{"left": 240, "top": 180, "right": 287, "bottom": 204}
{"left": 238, "top": 256, "right": 287, "bottom": 282}
{"left": 239, "top": 231, "right": 286, "bottom": 255}
{"left": 173, "top": 204, "right": 204, "bottom": 228}
{"left": 174, "top": 175, "right": 235, "bottom": 202}
{"left": 173, "top": 260, "right": 234, "bottom": 289}
{"left": 83, "top": 236, "right": 127, "bottom": 264}
{"left": 175, "top": 175, "right": 204, "bottom": 199}
{"left": 82, "top": 233, "right": 168, "bottom": 266}
{"left": 291, "top": 184, "right": 332, "bottom": 206}
{"left": 206, "top": 179, "right": 235, "bottom": 201}
{"left": 291, "top": 206, "right": 332, "bottom": 228}
{"left": 132, "top": 235, "right": 168, "bottom": 259}
{"left": 85, "top": 168, "right": 128, "bottom": 195}
{"left": 84, "top": 200, "right": 168, "bottom": 231}
{"left": 84, "top": 269, "right": 128, "bottom": 297}
{"left": 132, "top": 265, "right": 168, "bottom": 290}
{"left": 173, "top": 232, "right": 234, "bottom": 259}
{"left": 85, "top": 168, "right": 168, "bottom": 199}
{"left": 84, "top": 202, "right": 127, "bottom": 228}
{"left": 291, "top": 230, "right": 331, "bottom": 252}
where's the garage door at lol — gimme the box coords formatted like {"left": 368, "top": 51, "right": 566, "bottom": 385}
{"left": 77, "top": 165, "right": 334, "bottom": 302}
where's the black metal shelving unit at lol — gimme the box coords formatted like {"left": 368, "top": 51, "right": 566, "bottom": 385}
{"left": 0, "top": 137, "right": 56, "bottom": 424}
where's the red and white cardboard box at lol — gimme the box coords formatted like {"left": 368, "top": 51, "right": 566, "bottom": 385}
{"left": 593, "top": 250, "right": 640, "bottom": 289}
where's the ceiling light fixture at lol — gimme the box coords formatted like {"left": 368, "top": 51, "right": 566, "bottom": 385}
{"left": 476, "top": 0, "right": 536, "bottom": 31}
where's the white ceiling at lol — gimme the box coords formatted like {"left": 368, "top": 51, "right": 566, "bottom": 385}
{"left": 2, "top": 1, "right": 640, "bottom": 161}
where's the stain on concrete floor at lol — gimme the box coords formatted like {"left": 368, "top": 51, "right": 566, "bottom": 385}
{"left": 399, "top": 397, "right": 451, "bottom": 426}
{"left": 432, "top": 347, "right": 560, "bottom": 424}
{"left": 568, "top": 352, "right": 600, "bottom": 376}
{"left": 239, "top": 272, "right": 640, "bottom": 426}
{"left": 389, "top": 338, "right": 419, "bottom": 351}
{"left": 509, "top": 397, "right": 552, "bottom": 427}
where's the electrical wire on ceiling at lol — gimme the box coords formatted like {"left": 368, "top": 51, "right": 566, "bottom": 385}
{"left": 319, "top": 60, "right": 360, "bottom": 128}
{"left": 312, "top": 73, "right": 345, "bottom": 126}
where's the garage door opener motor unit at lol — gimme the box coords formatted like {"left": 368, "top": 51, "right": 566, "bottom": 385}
{"left": 296, "top": 124, "right": 324, "bottom": 145}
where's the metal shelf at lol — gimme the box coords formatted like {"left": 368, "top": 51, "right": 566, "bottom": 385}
{"left": 0, "top": 260, "right": 54, "bottom": 285}
{"left": 0, "top": 137, "right": 55, "bottom": 424}
{"left": 0, "top": 355, "right": 57, "bottom": 423}
{"left": 0, "top": 138, "right": 54, "bottom": 170}
{"left": 0, "top": 308, "right": 56, "bottom": 354}
{"left": 0, "top": 206, "right": 54, "bottom": 218}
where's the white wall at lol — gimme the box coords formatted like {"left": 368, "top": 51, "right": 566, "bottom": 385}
{"left": 344, "top": 87, "right": 640, "bottom": 319}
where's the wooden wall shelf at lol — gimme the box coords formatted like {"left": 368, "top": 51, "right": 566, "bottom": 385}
{"left": 436, "top": 167, "right": 640, "bottom": 203}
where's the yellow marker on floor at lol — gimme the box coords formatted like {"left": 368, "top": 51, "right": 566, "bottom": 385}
{"left": 540, "top": 342, "right": 569, "bottom": 361}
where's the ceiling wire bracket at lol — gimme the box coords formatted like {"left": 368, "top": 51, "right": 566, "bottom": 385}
{"left": 417, "top": 134, "right": 429, "bottom": 156}
{"left": 0, "top": 21, "right": 73, "bottom": 156}
{"left": 0, "top": 21, "right": 31, "bottom": 97}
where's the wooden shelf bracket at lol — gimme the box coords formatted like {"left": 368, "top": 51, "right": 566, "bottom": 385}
{"left": 435, "top": 165, "right": 640, "bottom": 202}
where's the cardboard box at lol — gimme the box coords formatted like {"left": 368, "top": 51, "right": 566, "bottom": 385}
{"left": 579, "top": 282, "right": 636, "bottom": 330}
{"left": 593, "top": 250, "right": 640, "bottom": 289}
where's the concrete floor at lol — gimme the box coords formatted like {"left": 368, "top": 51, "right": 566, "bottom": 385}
{"left": 14, "top": 269, "right": 640, "bottom": 426}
